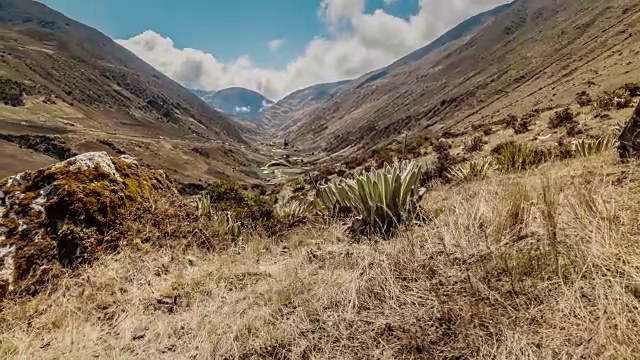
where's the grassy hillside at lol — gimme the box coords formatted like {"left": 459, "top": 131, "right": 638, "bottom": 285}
{"left": 2, "top": 141, "right": 640, "bottom": 358}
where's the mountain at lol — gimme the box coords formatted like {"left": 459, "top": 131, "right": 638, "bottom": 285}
{"left": 261, "top": 3, "right": 513, "bottom": 134}
{"left": 281, "top": 0, "right": 640, "bottom": 154}
{"left": 261, "top": 80, "right": 351, "bottom": 131}
{"left": 192, "top": 87, "right": 274, "bottom": 124}
{"left": 0, "top": 0, "right": 266, "bottom": 184}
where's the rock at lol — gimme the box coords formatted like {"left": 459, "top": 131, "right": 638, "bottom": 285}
{"left": 618, "top": 101, "right": 640, "bottom": 159}
{"left": 0, "top": 151, "right": 174, "bottom": 297}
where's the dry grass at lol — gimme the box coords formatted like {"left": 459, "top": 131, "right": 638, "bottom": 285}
{"left": 2, "top": 155, "right": 640, "bottom": 359}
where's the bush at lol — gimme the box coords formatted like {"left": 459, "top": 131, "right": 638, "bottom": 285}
{"left": 491, "top": 141, "right": 546, "bottom": 172}
{"left": 573, "top": 135, "right": 616, "bottom": 158}
{"left": 370, "top": 148, "right": 396, "bottom": 168}
{"left": 196, "top": 195, "right": 242, "bottom": 239}
{"left": 551, "top": 138, "right": 577, "bottom": 160}
{"left": 316, "top": 160, "right": 423, "bottom": 236}
{"left": 463, "top": 135, "right": 487, "bottom": 153}
{"left": 0, "top": 78, "right": 37, "bottom": 107}
{"left": 623, "top": 82, "right": 640, "bottom": 97}
{"left": 447, "top": 158, "right": 495, "bottom": 182}
{"left": 344, "top": 154, "right": 367, "bottom": 170}
{"left": 502, "top": 114, "right": 519, "bottom": 129}
{"left": 549, "top": 108, "right": 576, "bottom": 129}
{"left": 204, "top": 180, "right": 274, "bottom": 226}
{"left": 275, "top": 200, "right": 308, "bottom": 227}
{"left": 502, "top": 113, "right": 534, "bottom": 134}
{"left": 421, "top": 140, "right": 461, "bottom": 185}
{"left": 595, "top": 88, "right": 633, "bottom": 110}
{"left": 287, "top": 177, "right": 306, "bottom": 192}
{"left": 575, "top": 91, "right": 593, "bottom": 107}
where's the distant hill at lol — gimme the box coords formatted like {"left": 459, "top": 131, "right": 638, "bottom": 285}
{"left": 192, "top": 87, "right": 274, "bottom": 125}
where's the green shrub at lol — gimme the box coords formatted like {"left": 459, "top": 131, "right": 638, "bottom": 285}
{"left": 196, "top": 194, "right": 242, "bottom": 238}
{"left": 204, "top": 180, "right": 274, "bottom": 226}
{"left": 316, "top": 160, "right": 423, "bottom": 236}
{"left": 491, "top": 141, "right": 546, "bottom": 172}
{"left": 287, "top": 177, "right": 306, "bottom": 192}
{"left": 447, "top": 158, "right": 495, "bottom": 182}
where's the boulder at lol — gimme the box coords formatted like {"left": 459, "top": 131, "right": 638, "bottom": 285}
{"left": 618, "top": 101, "right": 640, "bottom": 159}
{"left": 0, "top": 152, "right": 174, "bottom": 297}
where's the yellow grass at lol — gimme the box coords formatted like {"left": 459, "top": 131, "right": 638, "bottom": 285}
{"left": 2, "top": 154, "right": 640, "bottom": 359}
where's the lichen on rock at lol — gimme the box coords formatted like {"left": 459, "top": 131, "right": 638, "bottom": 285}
{"left": 0, "top": 151, "right": 174, "bottom": 297}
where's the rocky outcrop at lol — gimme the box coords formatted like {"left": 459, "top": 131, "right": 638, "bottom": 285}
{"left": 0, "top": 152, "right": 174, "bottom": 297}
{"left": 618, "top": 101, "right": 640, "bottom": 159}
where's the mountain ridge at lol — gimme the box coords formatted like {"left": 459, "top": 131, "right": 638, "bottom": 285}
{"left": 281, "top": 0, "right": 639, "bottom": 156}
{"left": 0, "top": 0, "right": 270, "bottom": 184}
{"left": 260, "top": 2, "right": 514, "bottom": 134}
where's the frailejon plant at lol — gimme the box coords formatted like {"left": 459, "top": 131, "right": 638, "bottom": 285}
{"left": 275, "top": 200, "right": 307, "bottom": 227}
{"left": 491, "top": 141, "right": 544, "bottom": 173}
{"left": 317, "top": 160, "right": 423, "bottom": 236}
{"left": 573, "top": 135, "right": 616, "bottom": 158}
{"left": 196, "top": 194, "right": 242, "bottom": 238}
{"left": 447, "top": 158, "right": 495, "bottom": 182}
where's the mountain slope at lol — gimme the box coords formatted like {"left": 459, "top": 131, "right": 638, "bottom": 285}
{"left": 192, "top": 87, "right": 274, "bottom": 124}
{"left": 283, "top": 0, "right": 640, "bottom": 155}
{"left": 261, "top": 80, "right": 351, "bottom": 131}
{"left": 263, "top": 2, "right": 513, "bottom": 134}
{"left": 0, "top": 0, "right": 266, "bottom": 183}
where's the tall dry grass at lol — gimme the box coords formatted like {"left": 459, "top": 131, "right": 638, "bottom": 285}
{"left": 1, "top": 155, "right": 640, "bottom": 359}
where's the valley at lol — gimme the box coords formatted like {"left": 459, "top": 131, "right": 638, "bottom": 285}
{"left": 2, "top": 0, "right": 640, "bottom": 358}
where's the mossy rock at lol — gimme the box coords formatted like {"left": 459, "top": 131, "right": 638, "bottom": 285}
{"left": 0, "top": 152, "right": 174, "bottom": 297}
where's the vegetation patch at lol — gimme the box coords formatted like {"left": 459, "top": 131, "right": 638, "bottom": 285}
{"left": 595, "top": 85, "right": 635, "bottom": 110}
{"left": 0, "top": 152, "right": 173, "bottom": 297}
{"left": 491, "top": 141, "right": 547, "bottom": 172}
{"left": 464, "top": 135, "right": 487, "bottom": 153}
{"left": 0, "top": 77, "right": 38, "bottom": 107}
{"left": 204, "top": 180, "right": 275, "bottom": 226}
{"left": 575, "top": 91, "right": 593, "bottom": 107}
{"left": 548, "top": 107, "right": 577, "bottom": 129}
{"left": 447, "top": 157, "right": 495, "bottom": 182}
{"left": 316, "top": 160, "right": 423, "bottom": 236}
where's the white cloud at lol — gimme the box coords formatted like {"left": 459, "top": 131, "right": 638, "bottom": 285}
{"left": 268, "top": 38, "right": 285, "bottom": 52}
{"left": 259, "top": 99, "right": 273, "bottom": 113}
{"left": 116, "top": 0, "right": 510, "bottom": 101}
{"left": 234, "top": 106, "right": 251, "bottom": 113}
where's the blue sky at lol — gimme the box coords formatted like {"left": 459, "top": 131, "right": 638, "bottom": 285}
{"left": 38, "top": 0, "right": 509, "bottom": 100}
{"left": 39, "top": 0, "right": 418, "bottom": 68}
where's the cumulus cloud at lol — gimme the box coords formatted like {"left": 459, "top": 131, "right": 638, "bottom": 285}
{"left": 268, "top": 38, "right": 285, "bottom": 52}
{"left": 116, "top": 0, "right": 510, "bottom": 100}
